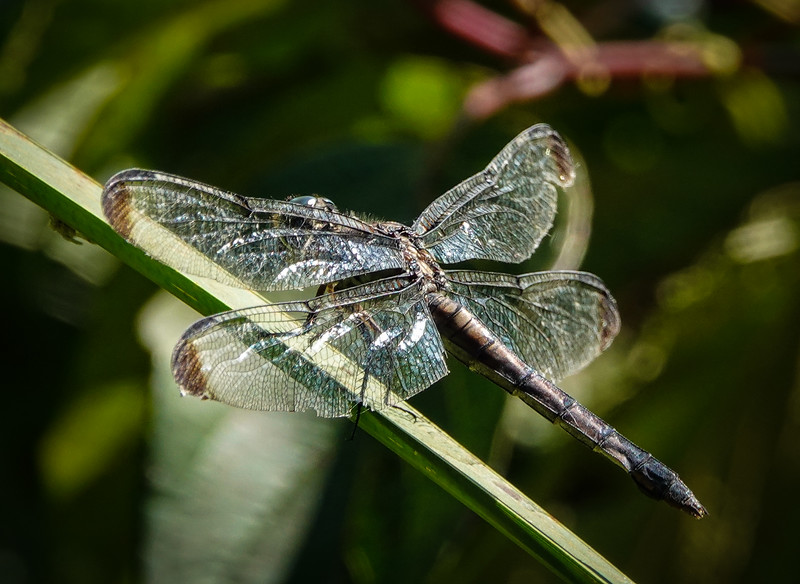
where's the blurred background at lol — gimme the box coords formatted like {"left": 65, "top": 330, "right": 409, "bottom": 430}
{"left": 1, "top": 0, "right": 799, "bottom": 582}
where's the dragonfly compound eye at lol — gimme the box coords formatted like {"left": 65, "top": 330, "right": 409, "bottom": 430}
{"left": 289, "top": 195, "right": 338, "bottom": 213}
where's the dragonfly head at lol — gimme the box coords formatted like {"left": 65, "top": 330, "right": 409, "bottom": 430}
{"left": 289, "top": 195, "right": 338, "bottom": 213}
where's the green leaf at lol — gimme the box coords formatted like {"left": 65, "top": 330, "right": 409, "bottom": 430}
{"left": 0, "top": 117, "right": 633, "bottom": 584}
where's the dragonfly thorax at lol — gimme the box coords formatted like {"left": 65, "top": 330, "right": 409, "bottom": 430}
{"left": 376, "top": 221, "right": 446, "bottom": 293}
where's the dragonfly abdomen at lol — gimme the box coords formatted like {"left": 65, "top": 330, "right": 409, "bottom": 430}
{"left": 428, "top": 291, "right": 707, "bottom": 518}
{"left": 536, "top": 381, "right": 708, "bottom": 518}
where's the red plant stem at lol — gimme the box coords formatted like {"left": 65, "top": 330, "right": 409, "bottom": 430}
{"left": 416, "top": 0, "right": 714, "bottom": 118}
{"left": 426, "top": 0, "right": 531, "bottom": 58}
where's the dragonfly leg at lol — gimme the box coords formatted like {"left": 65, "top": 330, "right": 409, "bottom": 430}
{"left": 348, "top": 402, "right": 364, "bottom": 440}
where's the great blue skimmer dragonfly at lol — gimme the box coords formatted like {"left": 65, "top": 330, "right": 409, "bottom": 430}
{"left": 102, "top": 124, "right": 706, "bottom": 518}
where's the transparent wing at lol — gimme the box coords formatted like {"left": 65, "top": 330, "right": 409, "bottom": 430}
{"left": 102, "top": 169, "right": 406, "bottom": 292}
{"left": 172, "top": 277, "right": 448, "bottom": 417}
{"left": 412, "top": 124, "right": 575, "bottom": 265}
{"left": 444, "top": 270, "right": 620, "bottom": 381}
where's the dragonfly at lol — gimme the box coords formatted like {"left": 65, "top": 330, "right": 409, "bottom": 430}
{"left": 102, "top": 124, "right": 706, "bottom": 518}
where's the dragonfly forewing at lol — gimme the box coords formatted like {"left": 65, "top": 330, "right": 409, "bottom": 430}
{"left": 103, "top": 169, "right": 407, "bottom": 292}
{"left": 413, "top": 124, "right": 575, "bottom": 265}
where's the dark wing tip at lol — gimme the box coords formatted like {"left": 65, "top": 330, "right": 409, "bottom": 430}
{"left": 171, "top": 335, "right": 213, "bottom": 401}
{"left": 577, "top": 272, "right": 621, "bottom": 351}
{"left": 512, "top": 124, "right": 576, "bottom": 188}
{"left": 101, "top": 169, "right": 147, "bottom": 240}
{"left": 542, "top": 128, "right": 576, "bottom": 188}
{"left": 599, "top": 292, "right": 622, "bottom": 351}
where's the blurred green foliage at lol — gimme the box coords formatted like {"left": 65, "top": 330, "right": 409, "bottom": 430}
{"left": 1, "top": 0, "right": 799, "bottom": 583}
